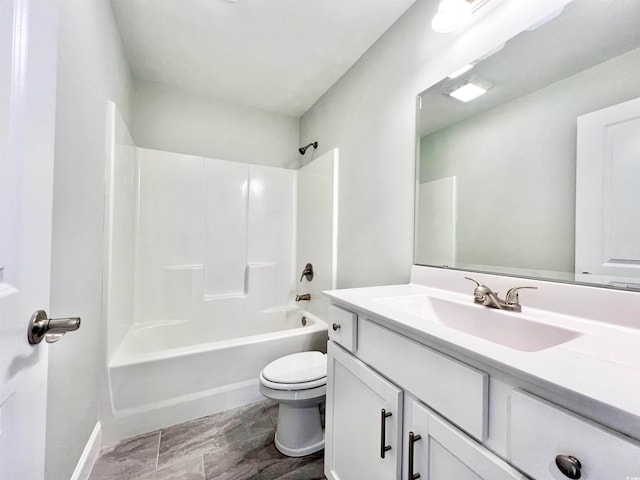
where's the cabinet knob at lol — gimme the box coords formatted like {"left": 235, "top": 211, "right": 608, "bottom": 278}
{"left": 555, "top": 455, "right": 582, "bottom": 479}
{"left": 332, "top": 323, "right": 341, "bottom": 331}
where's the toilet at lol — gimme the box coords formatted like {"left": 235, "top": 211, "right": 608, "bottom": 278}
{"left": 259, "top": 351, "right": 327, "bottom": 457}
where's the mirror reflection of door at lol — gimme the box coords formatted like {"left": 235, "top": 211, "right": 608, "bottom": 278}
{"left": 415, "top": 176, "right": 456, "bottom": 267}
{"left": 575, "top": 96, "right": 640, "bottom": 288}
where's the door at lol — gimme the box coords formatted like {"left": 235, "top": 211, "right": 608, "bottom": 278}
{"left": 575, "top": 96, "right": 640, "bottom": 286}
{"left": 325, "top": 341, "right": 403, "bottom": 480}
{"left": 404, "top": 397, "right": 527, "bottom": 480}
{"left": 0, "top": 0, "right": 59, "bottom": 478}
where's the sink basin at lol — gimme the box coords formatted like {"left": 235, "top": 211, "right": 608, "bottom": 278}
{"left": 375, "top": 295, "right": 582, "bottom": 352}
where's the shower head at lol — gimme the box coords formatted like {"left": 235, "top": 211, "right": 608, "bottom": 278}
{"left": 298, "top": 142, "right": 318, "bottom": 155}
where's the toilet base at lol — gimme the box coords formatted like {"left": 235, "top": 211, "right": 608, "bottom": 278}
{"left": 275, "top": 433, "right": 324, "bottom": 457}
{"left": 273, "top": 403, "right": 325, "bottom": 457}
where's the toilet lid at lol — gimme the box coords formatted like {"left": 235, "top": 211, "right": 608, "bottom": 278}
{"left": 262, "top": 351, "right": 326, "bottom": 384}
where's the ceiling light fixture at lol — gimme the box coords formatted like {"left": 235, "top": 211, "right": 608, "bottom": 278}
{"left": 449, "top": 83, "right": 486, "bottom": 102}
{"left": 447, "top": 76, "right": 492, "bottom": 102}
{"left": 431, "top": 0, "right": 473, "bottom": 33}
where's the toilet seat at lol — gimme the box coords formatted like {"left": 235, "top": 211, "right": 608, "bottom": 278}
{"left": 260, "top": 351, "right": 327, "bottom": 391}
{"left": 260, "top": 372, "right": 326, "bottom": 391}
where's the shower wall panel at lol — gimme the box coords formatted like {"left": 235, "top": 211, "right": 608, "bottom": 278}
{"left": 132, "top": 148, "right": 295, "bottom": 326}
{"left": 296, "top": 149, "right": 339, "bottom": 318}
{"left": 105, "top": 103, "right": 137, "bottom": 359}
{"left": 203, "top": 159, "right": 249, "bottom": 298}
{"left": 247, "top": 165, "right": 296, "bottom": 305}
{"left": 135, "top": 149, "right": 203, "bottom": 323}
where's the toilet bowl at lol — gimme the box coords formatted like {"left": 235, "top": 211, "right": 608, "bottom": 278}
{"left": 259, "top": 351, "right": 327, "bottom": 457}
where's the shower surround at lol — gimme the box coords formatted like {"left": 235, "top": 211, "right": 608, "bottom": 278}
{"left": 101, "top": 102, "right": 336, "bottom": 444}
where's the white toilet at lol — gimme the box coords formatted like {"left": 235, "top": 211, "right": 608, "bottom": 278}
{"left": 259, "top": 351, "right": 327, "bottom": 457}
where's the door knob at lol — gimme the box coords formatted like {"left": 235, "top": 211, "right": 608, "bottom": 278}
{"left": 27, "top": 310, "right": 81, "bottom": 345}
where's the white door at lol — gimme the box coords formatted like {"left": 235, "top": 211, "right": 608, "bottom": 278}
{"left": 575, "top": 96, "right": 640, "bottom": 286}
{"left": 0, "top": 0, "right": 59, "bottom": 478}
{"left": 325, "top": 342, "right": 403, "bottom": 480}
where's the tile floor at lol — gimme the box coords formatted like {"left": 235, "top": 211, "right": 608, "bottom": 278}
{"left": 90, "top": 401, "right": 326, "bottom": 480}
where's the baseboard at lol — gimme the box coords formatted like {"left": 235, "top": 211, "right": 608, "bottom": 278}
{"left": 70, "top": 421, "right": 102, "bottom": 480}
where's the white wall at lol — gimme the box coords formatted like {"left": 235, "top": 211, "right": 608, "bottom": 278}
{"left": 130, "top": 79, "right": 301, "bottom": 169}
{"left": 46, "top": 0, "right": 132, "bottom": 478}
{"left": 299, "top": 0, "right": 572, "bottom": 288}
{"left": 419, "top": 47, "right": 640, "bottom": 274}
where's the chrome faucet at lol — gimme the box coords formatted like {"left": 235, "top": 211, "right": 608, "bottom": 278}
{"left": 296, "top": 293, "right": 311, "bottom": 302}
{"left": 465, "top": 277, "right": 536, "bottom": 312}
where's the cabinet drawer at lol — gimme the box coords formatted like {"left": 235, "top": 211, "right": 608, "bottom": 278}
{"left": 358, "top": 318, "right": 488, "bottom": 441}
{"left": 328, "top": 304, "right": 357, "bottom": 352}
{"left": 509, "top": 390, "right": 640, "bottom": 480}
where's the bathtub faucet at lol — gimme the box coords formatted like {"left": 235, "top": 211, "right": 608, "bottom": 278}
{"left": 300, "top": 263, "right": 314, "bottom": 282}
{"left": 296, "top": 293, "right": 311, "bottom": 302}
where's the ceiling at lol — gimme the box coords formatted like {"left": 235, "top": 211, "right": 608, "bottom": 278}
{"left": 111, "top": 0, "right": 417, "bottom": 118}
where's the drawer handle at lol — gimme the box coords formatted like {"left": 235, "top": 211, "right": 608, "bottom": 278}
{"left": 332, "top": 323, "right": 341, "bottom": 331}
{"left": 380, "top": 409, "right": 392, "bottom": 458}
{"left": 555, "top": 455, "right": 582, "bottom": 479}
{"left": 408, "top": 431, "right": 422, "bottom": 479}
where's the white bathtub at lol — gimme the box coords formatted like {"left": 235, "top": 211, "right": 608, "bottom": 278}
{"left": 105, "top": 308, "right": 327, "bottom": 442}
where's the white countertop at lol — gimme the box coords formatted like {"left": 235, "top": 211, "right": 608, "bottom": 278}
{"left": 324, "top": 279, "right": 640, "bottom": 425}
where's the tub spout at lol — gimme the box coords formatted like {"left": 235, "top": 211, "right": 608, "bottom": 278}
{"left": 296, "top": 293, "right": 311, "bottom": 302}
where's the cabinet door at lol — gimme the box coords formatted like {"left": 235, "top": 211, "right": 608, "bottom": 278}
{"left": 404, "top": 398, "right": 528, "bottom": 480}
{"left": 326, "top": 341, "right": 403, "bottom": 480}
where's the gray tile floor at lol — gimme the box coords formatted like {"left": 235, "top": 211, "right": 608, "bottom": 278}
{"left": 90, "top": 401, "right": 326, "bottom": 480}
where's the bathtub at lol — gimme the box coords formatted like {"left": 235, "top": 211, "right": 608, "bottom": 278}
{"left": 105, "top": 308, "right": 327, "bottom": 443}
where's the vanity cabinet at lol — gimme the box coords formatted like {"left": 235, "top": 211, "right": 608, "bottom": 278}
{"left": 324, "top": 304, "right": 640, "bottom": 480}
{"left": 325, "top": 338, "right": 521, "bottom": 480}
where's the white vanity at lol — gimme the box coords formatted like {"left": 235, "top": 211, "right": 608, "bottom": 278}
{"left": 323, "top": 266, "right": 640, "bottom": 480}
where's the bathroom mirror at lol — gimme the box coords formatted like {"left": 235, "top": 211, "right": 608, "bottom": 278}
{"left": 415, "top": 0, "right": 640, "bottom": 290}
